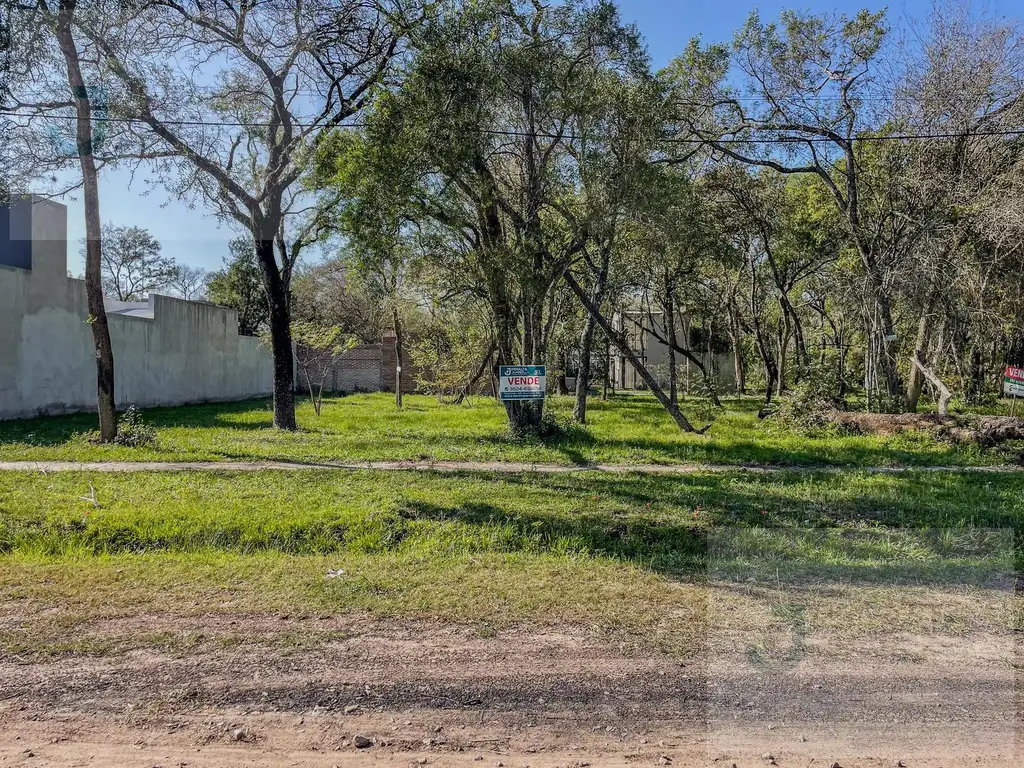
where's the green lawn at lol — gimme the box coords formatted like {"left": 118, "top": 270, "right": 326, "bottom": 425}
{"left": 1, "top": 467, "right": 1016, "bottom": 656}
{"left": 0, "top": 392, "right": 1003, "bottom": 466}
{"left": 2, "top": 394, "right": 1018, "bottom": 657}
{"left": 3, "top": 468, "right": 1021, "bottom": 563}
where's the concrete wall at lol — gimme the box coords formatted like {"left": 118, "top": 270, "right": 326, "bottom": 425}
{"left": 0, "top": 197, "right": 274, "bottom": 420}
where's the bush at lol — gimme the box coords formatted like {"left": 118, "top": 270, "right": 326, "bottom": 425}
{"left": 114, "top": 405, "right": 157, "bottom": 447}
{"left": 773, "top": 355, "right": 847, "bottom": 430}
{"left": 508, "top": 410, "right": 586, "bottom": 442}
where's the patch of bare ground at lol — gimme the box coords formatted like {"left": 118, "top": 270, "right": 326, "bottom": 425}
{"left": 0, "top": 613, "right": 1019, "bottom": 767}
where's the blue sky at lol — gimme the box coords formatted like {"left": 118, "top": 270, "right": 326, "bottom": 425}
{"left": 60, "top": 0, "right": 1016, "bottom": 274}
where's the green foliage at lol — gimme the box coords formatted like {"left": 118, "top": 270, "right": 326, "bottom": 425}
{"left": 507, "top": 410, "right": 586, "bottom": 442}
{"left": 290, "top": 321, "right": 358, "bottom": 415}
{"left": 113, "top": 405, "right": 156, "bottom": 448}
{"left": 409, "top": 311, "right": 492, "bottom": 402}
{"left": 205, "top": 238, "right": 268, "bottom": 336}
{"left": 310, "top": 0, "right": 661, "bottom": 431}
{"left": 773, "top": 354, "right": 848, "bottom": 431}
{"left": 290, "top": 321, "right": 353, "bottom": 357}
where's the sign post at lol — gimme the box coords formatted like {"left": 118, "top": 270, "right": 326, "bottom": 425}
{"left": 498, "top": 365, "right": 546, "bottom": 401}
{"left": 1003, "top": 366, "right": 1024, "bottom": 416}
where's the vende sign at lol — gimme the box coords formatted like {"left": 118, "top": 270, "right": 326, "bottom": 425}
{"left": 1004, "top": 366, "right": 1024, "bottom": 396}
{"left": 499, "top": 365, "right": 546, "bottom": 401}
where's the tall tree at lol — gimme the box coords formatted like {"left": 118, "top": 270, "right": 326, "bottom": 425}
{"left": 9, "top": 0, "right": 120, "bottom": 440}
{"left": 317, "top": 0, "right": 708, "bottom": 431}
{"left": 81, "top": 0, "right": 408, "bottom": 429}
{"left": 671, "top": 9, "right": 913, "bottom": 409}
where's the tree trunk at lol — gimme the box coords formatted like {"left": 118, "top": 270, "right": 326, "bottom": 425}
{"left": 574, "top": 246, "right": 612, "bottom": 423}
{"left": 776, "top": 310, "right": 790, "bottom": 396}
{"left": 574, "top": 313, "right": 598, "bottom": 423}
{"left": 255, "top": 237, "right": 296, "bottom": 430}
{"left": 602, "top": 337, "right": 611, "bottom": 401}
{"left": 726, "top": 303, "right": 745, "bottom": 395}
{"left": 873, "top": 294, "right": 905, "bottom": 406}
{"left": 905, "top": 313, "right": 930, "bottom": 412}
{"left": 759, "top": 338, "right": 778, "bottom": 412}
{"left": 564, "top": 272, "right": 703, "bottom": 433}
{"left": 627, "top": 312, "right": 723, "bottom": 406}
{"left": 393, "top": 305, "right": 403, "bottom": 408}
{"left": 555, "top": 347, "right": 569, "bottom": 395}
{"left": 55, "top": 1, "right": 116, "bottom": 442}
{"left": 665, "top": 284, "right": 678, "bottom": 405}
{"left": 456, "top": 340, "right": 497, "bottom": 405}
{"left": 751, "top": 320, "right": 777, "bottom": 412}
{"left": 912, "top": 353, "right": 952, "bottom": 415}
{"left": 504, "top": 398, "right": 544, "bottom": 432}
{"left": 969, "top": 345, "right": 985, "bottom": 404}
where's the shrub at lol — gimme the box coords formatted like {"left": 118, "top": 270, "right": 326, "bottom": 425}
{"left": 114, "top": 405, "right": 157, "bottom": 447}
{"left": 773, "top": 355, "right": 847, "bottom": 430}
{"left": 508, "top": 410, "right": 585, "bottom": 442}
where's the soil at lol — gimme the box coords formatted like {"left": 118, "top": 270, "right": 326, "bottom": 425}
{"left": 0, "top": 613, "right": 1018, "bottom": 767}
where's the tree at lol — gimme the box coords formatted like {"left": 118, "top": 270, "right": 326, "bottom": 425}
{"left": 290, "top": 258, "right": 388, "bottom": 346}
{"left": 291, "top": 321, "right": 355, "bottom": 416}
{"left": 168, "top": 263, "right": 206, "bottom": 301}
{"left": 409, "top": 305, "right": 493, "bottom": 404}
{"left": 90, "top": 223, "right": 175, "bottom": 300}
{"left": 316, "top": 0, "right": 702, "bottom": 432}
{"left": 206, "top": 238, "right": 270, "bottom": 337}
{"left": 8, "top": 0, "right": 120, "bottom": 440}
{"left": 310, "top": 128, "right": 418, "bottom": 409}
{"left": 671, "top": 9, "right": 913, "bottom": 409}
{"left": 82, "top": 0, "right": 409, "bottom": 429}
{"left": 892, "top": 4, "right": 1024, "bottom": 411}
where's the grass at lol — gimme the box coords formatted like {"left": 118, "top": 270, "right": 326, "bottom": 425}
{"left": 3, "top": 468, "right": 1023, "bottom": 567}
{"left": 0, "top": 392, "right": 1006, "bottom": 467}
{"left": 0, "top": 551, "right": 707, "bottom": 656}
{"left": 2, "top": 394, "right": 1019, "bottom": 658}
{"left": 0, "top": 467, "right": 1019, "bottom": 658}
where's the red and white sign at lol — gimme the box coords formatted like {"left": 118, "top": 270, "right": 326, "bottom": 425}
{"left": 1004, "top": 366, "right": 1024, "bottom": 396}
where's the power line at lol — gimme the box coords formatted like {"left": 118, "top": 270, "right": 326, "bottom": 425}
{"left": 2, "top": 108, "right": 1023, "bottom": 145}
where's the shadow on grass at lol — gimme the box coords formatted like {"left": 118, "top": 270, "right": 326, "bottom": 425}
{"left": 0, "top": 398, "right": 278, "bottom": 447}
{"left": 5, "top": 468, "right": 1018, "bottom": 587}
{"left": 401, "top": 498, "right": 708, "bottom": 569}
{"left": 0, "top": 392, "right": 990, "bottom": 469}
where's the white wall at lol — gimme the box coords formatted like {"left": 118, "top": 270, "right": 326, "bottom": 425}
{"left": 0, "top": 197, "right": 273, "bottom": 420}
{"left": 610, "top": 309, "right": 738, "bottom": 393}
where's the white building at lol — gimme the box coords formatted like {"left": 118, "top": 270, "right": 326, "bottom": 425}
{"left": 609, "top": 308, "right": 737, "bottom": 393}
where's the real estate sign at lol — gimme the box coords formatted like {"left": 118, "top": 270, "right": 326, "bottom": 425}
{"left": 1004, "top": 366, "right": 1024, "bottom": 396}
{"left": 499, "top": 365, "right": 546, "bottom": 401}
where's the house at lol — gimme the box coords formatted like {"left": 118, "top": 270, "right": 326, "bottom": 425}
{"left": 609, "top": 308, "right": 737, "bottom": 394}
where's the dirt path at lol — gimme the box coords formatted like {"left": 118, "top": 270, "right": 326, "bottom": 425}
{"left": 0, "top": 614, "right": 1018, "bottom": 767}
{"left": 0, "top": 459, "right": 1021, "bottom": 474}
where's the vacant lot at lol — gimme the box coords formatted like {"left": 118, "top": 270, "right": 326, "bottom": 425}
{"left": 1, "top": 466, "right": 1018, "bottom": 652}
{"left": 0, "top": 392, "right": 1008, "bottom": 466}
{"left": 1, "top": 396, "right": 1020, "bottom": 766}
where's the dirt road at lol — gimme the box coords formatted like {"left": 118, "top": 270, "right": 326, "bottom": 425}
{"left": 0, "top": 614, "right": 1018, "bottom": 767}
